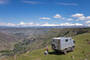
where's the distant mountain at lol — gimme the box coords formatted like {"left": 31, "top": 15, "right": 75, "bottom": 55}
{"left": 32, "top": 26, "right": 89, "bottom": 28}
{"left": 0, "top": 26, "right": 89, "bottom": 29}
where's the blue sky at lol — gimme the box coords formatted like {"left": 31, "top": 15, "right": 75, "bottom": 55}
{"left": 0, "top": 0, "right": 90, "bottom": 26}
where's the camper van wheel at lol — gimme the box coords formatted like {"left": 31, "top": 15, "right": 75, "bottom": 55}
{"left": 63, "top": 50, "right": 67, "bottom": 55}
{"left": 71, "top": 47, "right": 74, "bottom": 51}
{"left": 54, "top": 50, "right": 59, "bottom": 53}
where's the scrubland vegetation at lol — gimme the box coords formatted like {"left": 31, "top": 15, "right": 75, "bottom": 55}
{"left": 0, "top": 27, "right": 90, "bottom": 60}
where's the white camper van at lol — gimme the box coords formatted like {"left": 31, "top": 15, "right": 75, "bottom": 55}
{"left": 51, "top": 37, "right": 75, "bottom": 54}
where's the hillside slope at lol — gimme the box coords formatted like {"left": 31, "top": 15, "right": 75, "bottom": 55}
{"left": 0, "top": 32, "right": 19, "bottom": 51}
{"left": 0, "top": 28, "right": 90, "bottom": 52}
{"left": 4, "top": 33, "right": 90, "bottom": 60}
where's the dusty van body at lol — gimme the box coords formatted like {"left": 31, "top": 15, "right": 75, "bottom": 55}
{"left": 51, "top": 37, "right": 75, "bottom": 54}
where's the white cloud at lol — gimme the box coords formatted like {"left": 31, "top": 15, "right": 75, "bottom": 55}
{"left": 0, "top": 22, "right": 40, "bottom": 27}
{"left": 67, "top": 18, "right": 73, "bottom": 21}
{"left": 86, "top": 16, "right": 90, "bottom": 20}
{"left": 72, "top": 13, "right": 84, "bottom": 17}
{"left": 72, "top": 13, "right": 90, "bottom": 21}
{"left": 0, "top": 22, "right": 85, "bottom": 27}
{"left": 1, "top": 13, "right": 90, "bottom": 27}
{"left": 41, "top": 23, "right": 58, "bottom": 26}
{"left": 86, "top": 21, "right": 90, "bottom": 24}
{"left": 23, "top": 0, "right": 42, "bottom": 4}
{"left": 7, "top": 23, "right": 16, "bottom": 26}
{"left": 18, "top": 21, "right": 40, "bottom": 26}
{"left": 59, "top": 23, "right": 83, "bottom": 26}
{"left": 53, "top": 14, "right": 62, "bottom": 18}
{"left": 87, "top": 24, "right": 90, "bottom": 26}
{"left": 0, "top": 22, "right": 16, "bottom": 26}
{"left": 77, "top": 16, "right": 86, "bottom": 20}
{"left": 41, "top": 22, "right": 83, "bottom": 26}
{"left": 57, "top": 2, "right": 78, "bottom": 6}
{"left": 40, "top": 17, "right": 51, "bottom": 20}
{"left": 19, "top": 21, "right": 25, "bottom": 25}
{"left": 74, "top": 23, "right": 83, "bottom": 26}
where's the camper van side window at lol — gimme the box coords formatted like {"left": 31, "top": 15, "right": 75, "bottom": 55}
{"left": 65, "top": 39, "right": 68, "bottom": 42}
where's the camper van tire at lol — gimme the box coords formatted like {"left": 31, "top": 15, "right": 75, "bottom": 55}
{"left": 71, "top": 46, "right": 75, "bottom": 51}
{"left": 53, "top": 49, "right": 59, "bottom": 53}
{"left": 63, "top": 49, "right": 67, "bottom": 55}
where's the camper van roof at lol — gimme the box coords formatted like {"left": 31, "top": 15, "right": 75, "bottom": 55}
{"left": 53, "top": 37, "right": 72, "bottom": 39}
